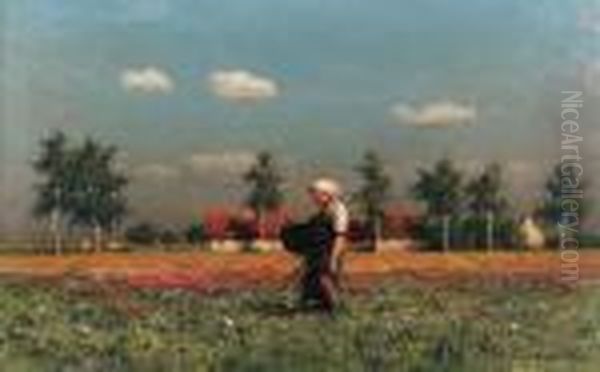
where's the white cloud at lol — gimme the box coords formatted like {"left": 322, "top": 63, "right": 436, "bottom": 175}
{"left": 209, "top": 70, "right": 279, "bottom": 102}
{"left": 391, "top": 101, "right": 476, "bottom": 128}
{"left": 134, "top": 163, "right": 180, "bottom": 180}
{"left": 578, "top": 9, "right": 600, "bottom": 33}
{"left": 133, "top": 152, "right": 257, "bottom": 182}
{"left": 185, "top": 152, "right": 255, "bottom": 174}
{"left": 121, "top": 67, "right": 174, "bottom": 94}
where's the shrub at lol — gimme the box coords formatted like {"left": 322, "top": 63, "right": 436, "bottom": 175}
{"left": 125, "top": 223, "right": 160, "bottom": 245}
{"left": 185, "top": 222, "right": 206, "bottom": 245}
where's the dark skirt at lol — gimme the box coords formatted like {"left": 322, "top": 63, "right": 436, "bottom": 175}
{"left": 280, "top": 213, "right": 337, "bottom": 310}
{"left": 300, "top": 245, "right": 335, "bottom": 307}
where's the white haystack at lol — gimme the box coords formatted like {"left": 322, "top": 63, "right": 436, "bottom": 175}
{"left": 520, "top": 217, "right": 546, "bottom": 249}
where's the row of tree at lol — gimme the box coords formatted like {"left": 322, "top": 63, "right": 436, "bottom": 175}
{"left": 33, "top": 132, "right": 127, "bottom": 253}
{"left": 238, "top": 150, "right": 587, "bottom": 251}
{"left": 32, "top": 131, "right": 588, "bottom": 253}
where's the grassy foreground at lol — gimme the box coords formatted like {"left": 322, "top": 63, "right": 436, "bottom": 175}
{"left": 0, "top": 278, "right": 598, "bottom": 372}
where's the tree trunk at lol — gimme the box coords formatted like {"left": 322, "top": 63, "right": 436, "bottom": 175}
{"left": 442, "top": 215, "right": 450, "bottom": 252}
{"left": 373, "top": 216, "right": 382, "bottom": 252}
{"left": 257, "top": 210, "right": 265, "bottom": 241}
{"left": 486, "top": 211, "right": 494, "bottom": 252}
{"left": 51, "top": 210, "right": 62, "bottom": 255}
{"left": 94, "top": 223, "right": 102, "bottom": 252}
{"left": 51, "top": 187, "right": 63, "bottom": 255}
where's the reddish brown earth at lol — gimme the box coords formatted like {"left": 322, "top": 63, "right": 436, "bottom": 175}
{"left": 0, "top": 250, "right": 598, "bottom": 291}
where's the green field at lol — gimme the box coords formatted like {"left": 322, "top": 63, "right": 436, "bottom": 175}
{"left": 0, "top": 278, "right": 598, "bottom": 372}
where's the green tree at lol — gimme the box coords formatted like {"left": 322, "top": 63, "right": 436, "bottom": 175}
{"left": 32, "top": 131, "right": 69, "bottom": 253}
{"left": 411, "top": 158, "right": 463, "bottom": 251}
{"left": 68, "top": 138, "right": 128, "bottom": 249}
{"left": 32, "top": 133, "right": 128, "bottom": 252}
{"left": 353, "top": 150, "right": 392, "bottom": 249}
{"left": 243, "top": 151, "right": 284, "bottom": 239}
{"left": 536, "top": 162, "right": 588, "bottom": 247}
{"left": 185, "top": 221, "right": 206, "bottom": 246}
{"left": 464, "top": 163, "right": 509, "bottom": 251}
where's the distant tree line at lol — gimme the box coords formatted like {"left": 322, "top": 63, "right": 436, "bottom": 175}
{"left": 32, "top": 131, "right": 592, "bottom": 253}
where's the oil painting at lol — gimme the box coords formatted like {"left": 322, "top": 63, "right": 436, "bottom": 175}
{"left": 0, "top": 1, "right": 599, "bottom": 371}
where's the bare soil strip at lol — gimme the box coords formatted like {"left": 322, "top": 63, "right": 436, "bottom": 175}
{"left": 0, "top": 251, "right": 598, "bottom": 290}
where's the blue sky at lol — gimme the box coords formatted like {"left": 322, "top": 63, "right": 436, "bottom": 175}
{"left": 1, "top": 0, "right": 598, "bottom": 231}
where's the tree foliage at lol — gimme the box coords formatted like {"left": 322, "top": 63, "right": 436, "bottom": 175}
{"left": 353, "top": 150, "right": 392, "bottom": 240}
{"left": 243, "top": 151, "right": 284, "bottom": 214}
{"left": 411, "top": 158, "right": 463, "bottom": 250}
{"left": 32, "top": 131, "right": 70, "bottom": 218}
{"left": 536, "top": 163, "right": 563, "bottom": 230}
{"left": 537, "top": 162, "right": 588, "bottom": 225}
{"left": 536, "top": 161, "right": 589, "bottom": 246}
{"left": 465, "top": 163, "right": 507, "bottom": 217}
{"left": 464, "top": 163, "right": 511, "bottom": 249}
{"left": 411, "top": 158, "right": 463, "bottom": 218}
{"left": 32, "top": 131, "right": 128, "bottom": 233}
{"left": 185, "top": 221, "right": 206, "bottom": 245}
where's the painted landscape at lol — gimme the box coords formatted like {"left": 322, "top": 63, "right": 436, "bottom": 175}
{"left": 1, "top": 1, "right": 599, "bottom": 371}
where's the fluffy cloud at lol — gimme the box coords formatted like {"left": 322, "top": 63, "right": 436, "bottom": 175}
{"left": 121, "top": 67, "right": 174, "bottom": 94}
{"left": 391, "top": 101, "right": 476, "bottom": 128}
{"left": 134, "top": 163, "right": 180, "bottom": 180}
{"left": 133, "top": 152, "right": 256, "bottom": 182}
{"left": 209, "top": 70, "right": 279, "bottom": 102}
{"left": 185, "top": 152, "right": 255, "bottom": 174}
{"left": 578, "top": 9, "right": 600, "bottom": 33}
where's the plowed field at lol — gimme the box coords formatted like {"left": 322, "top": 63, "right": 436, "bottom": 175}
{"left": 0, "top": 250, "right": 598, "bottom": 290}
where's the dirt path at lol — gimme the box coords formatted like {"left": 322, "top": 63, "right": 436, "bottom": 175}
{"left": 0, "top": 251, "right": 598, "bottom": 290}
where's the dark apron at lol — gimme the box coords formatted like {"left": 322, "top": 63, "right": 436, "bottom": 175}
{"left": 281, "top": 212, "right": 337, "bottom": 309}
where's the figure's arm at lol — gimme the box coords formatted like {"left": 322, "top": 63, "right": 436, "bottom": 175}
{"left": 330, "top": 235, "right": 346, "bottom": 272}
{"left": 330, "top": 202, "right": 349, "bottom": 272}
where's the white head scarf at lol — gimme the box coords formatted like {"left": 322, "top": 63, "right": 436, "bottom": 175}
{"left": 309, "top": 178, "right": 342, "bottom": 199}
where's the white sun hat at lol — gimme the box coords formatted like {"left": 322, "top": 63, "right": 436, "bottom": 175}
{"left": 309, "top": 178, "right": 342, "bottom": 198}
